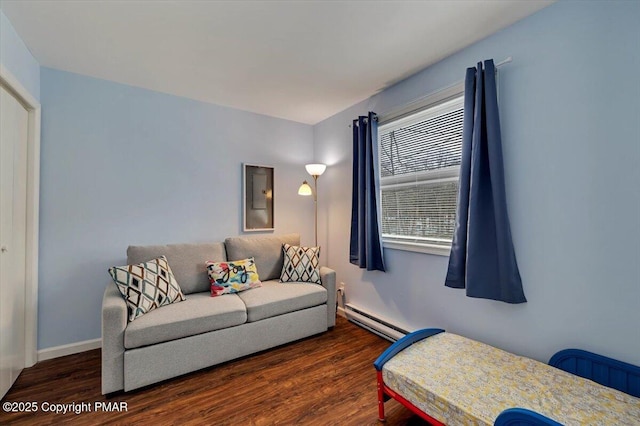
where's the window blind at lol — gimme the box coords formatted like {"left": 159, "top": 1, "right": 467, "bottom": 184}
{"left": 378, "top": 96, "right": 464, "bottom": 248}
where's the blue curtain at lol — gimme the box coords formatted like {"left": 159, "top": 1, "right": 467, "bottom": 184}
{"left": 350, "top": 112, "right": 386, "bottom": 272}
{"left": 445, "top": 60, "right": 526, "bottom": 303}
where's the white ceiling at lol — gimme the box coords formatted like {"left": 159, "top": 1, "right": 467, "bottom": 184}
{"left": 1, "top": 0, "right": 552, "bottom": 125}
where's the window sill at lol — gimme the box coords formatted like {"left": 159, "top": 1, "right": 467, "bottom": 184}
{"left": 382, "top": 241, "right": 451, "bottom": 257}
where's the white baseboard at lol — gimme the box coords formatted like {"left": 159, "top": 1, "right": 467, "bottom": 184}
{"left": 37, "top": 338, "right": 102, "bottom": 362}
{"left": 337, "top": 306, "right": 346, "bottom": 318}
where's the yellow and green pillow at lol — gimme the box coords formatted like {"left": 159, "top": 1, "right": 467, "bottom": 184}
{"left": 206, "top": 257, "right": 261, "bottom": 296}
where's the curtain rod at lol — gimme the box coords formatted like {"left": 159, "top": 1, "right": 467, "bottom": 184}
{"left": 350, "top": 56, "right": 513, "bottom": 127}
{"left": 495, "top": 56, "right": 512, "bottom": 68}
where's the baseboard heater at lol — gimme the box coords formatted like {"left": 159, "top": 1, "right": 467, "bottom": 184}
{"left": 344, "top": 303, "right": 408, "bottom": 342}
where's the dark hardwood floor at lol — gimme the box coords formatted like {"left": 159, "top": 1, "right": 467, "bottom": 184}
{"left": 1, "top": 316, "right": 428, "bottom": 425}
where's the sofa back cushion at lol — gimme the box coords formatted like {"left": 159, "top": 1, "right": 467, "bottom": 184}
{"left": 127, "top": 242, "right": 226, "bottom": 294}
{"left": 224, "top": 233, "right": 300, "bottom": 281}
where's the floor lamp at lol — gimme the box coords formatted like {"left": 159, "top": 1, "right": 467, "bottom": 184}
{"left": 298, "top": 163, "right": 326, "bottom": 247}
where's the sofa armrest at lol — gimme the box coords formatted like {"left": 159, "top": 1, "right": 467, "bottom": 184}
{"left": 320, "top": 266, "right": 337, "bottom": 327}
{"left": 101, "top": 281, "right": 127, "bottom": 394}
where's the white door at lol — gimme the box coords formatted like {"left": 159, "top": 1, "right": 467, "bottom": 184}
{"left": 0, "top": 84, "right": 29, "bottom": 399}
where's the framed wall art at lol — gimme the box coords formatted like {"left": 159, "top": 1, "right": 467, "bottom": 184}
{"left": 243, "top": 164, "right": 274, "bottom": 232}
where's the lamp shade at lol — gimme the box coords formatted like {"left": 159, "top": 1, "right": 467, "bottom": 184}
{"left": 298, "top": 181, "right": 312, "bottom": 196}
{"left": 305, "top": 163, "right": 326, "bottom": 177}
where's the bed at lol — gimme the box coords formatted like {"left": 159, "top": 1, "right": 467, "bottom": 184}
{"left": 374, "top": 329, "right": 640, "bottom": 425}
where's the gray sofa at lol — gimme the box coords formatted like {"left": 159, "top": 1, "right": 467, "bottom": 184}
{"left": 102, "top": 233, "right": 336, "bottom": 394}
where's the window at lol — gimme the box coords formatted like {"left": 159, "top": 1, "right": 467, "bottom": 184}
{"left": 378, "top": 94, "right": 464, "bottom": 255}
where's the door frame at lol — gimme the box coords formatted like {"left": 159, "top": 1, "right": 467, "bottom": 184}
{"left": 0, "top": 64, "right": 40, "bottom": 368}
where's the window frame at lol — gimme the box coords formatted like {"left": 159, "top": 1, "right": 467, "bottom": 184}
{"left": 377, "top": 83, "right": 465, "bottom": 256}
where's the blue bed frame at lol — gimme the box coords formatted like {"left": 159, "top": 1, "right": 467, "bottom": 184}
{"left": 374, "top": 329, "right": 640, "bottom": 425}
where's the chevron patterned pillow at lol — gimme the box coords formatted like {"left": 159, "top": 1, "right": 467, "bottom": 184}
{"left": 108, "top": 255, "right": 186, "bottom": 321}
{"left": 280, "top": 244, "right": 321, "bottom": 284}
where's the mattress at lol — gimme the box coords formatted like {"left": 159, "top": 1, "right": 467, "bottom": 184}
{"left": 382, "top": 332, "right": 640, "bottom": 425}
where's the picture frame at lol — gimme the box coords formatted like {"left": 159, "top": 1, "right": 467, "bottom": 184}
{"left": 243, "top": 164, "right": 274, "bottom": 232}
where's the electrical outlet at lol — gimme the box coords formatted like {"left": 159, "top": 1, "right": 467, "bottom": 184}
{"left": 336, "top": 282, "right": 346, "bottom": 310}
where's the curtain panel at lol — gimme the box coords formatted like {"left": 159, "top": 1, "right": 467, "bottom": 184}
{"left": 445, "top": 60, "right": 526, "bottom": 303}
{"left": 350, "top": 112, "right": 386, "bottom": 272}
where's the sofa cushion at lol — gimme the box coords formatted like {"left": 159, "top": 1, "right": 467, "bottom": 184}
{"left": 236, "top": 280, "right": 327, "bottom": 322}
{"left": 127, "top": 242, "right": 226, "bottom": 294}
{"left": 124, "top": 292, "right": 247, "bottom": 349}
{"left": 109, "top": 256, "right": 186, "bottom": 322}
{"left": 206, "top": 257, "right": 262, "bottom": 296}
{"left": 224, "top": 234, "right": 300, "bottom": 281}
{"left": 280, "top": 244, "right": 321, "bottom": 284}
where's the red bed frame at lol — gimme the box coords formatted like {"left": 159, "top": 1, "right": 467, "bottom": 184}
{"left": 373, "top": 328, "right": 446, "bottom": 424}
{"left": 373, "top": 328, "right": 640, "bottom": 425}
{"left": 376, "top": 369, "right": 444, "bottom": 425}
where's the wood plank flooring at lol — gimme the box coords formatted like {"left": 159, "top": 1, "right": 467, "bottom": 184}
{"left": 1, "top": 316, "right": 429, "bottom": 425}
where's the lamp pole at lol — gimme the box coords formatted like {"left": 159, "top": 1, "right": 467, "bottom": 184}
{"left": 299, "top": 164, "right": 326, "bottom": 247}
{"left": 312, "top": 174, "right": 318, "bottom": 247}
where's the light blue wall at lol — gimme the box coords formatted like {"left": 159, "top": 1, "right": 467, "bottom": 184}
{"left": 315, "top": 0, "right": 640, "bottom": 365}
{"left": 39, "top": 68, "right": 315, "bottom": 349}
{"left": 0, "top": 10, "right": 39, "bottom": 100}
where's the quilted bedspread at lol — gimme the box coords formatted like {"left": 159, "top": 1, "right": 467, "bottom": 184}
{"left": 382, "top": 332, "right": 640, "bottom": 425}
